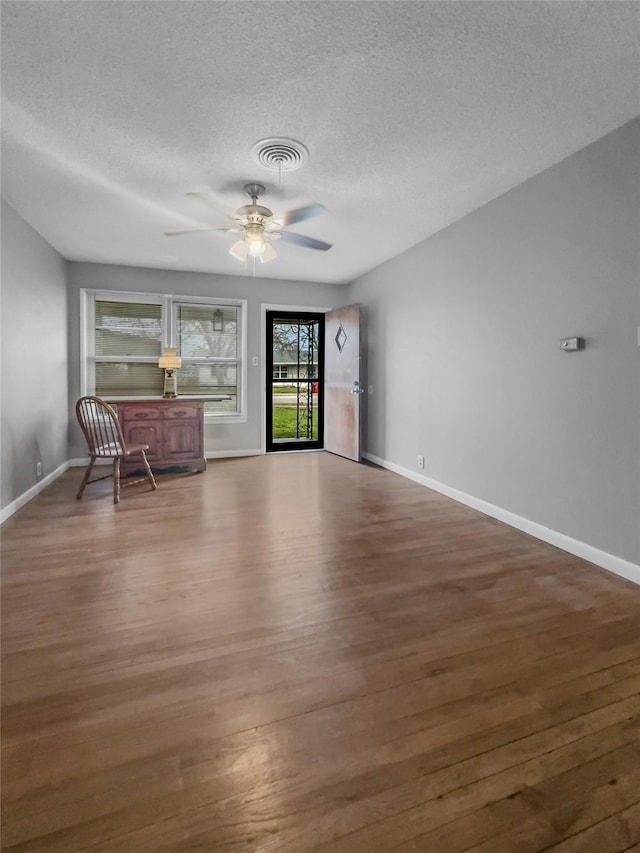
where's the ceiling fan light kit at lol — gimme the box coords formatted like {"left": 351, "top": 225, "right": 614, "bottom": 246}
{"left": 230, "top": 183, "right": 276, "bottom": 264}
{"left": 166, "top": 180, "right": 331, "bottom": 265}
{"left": 229, "top": 239, "right": 249, "bottom": 262}
{"left": 245, "top": 225, "right": 266, "bottom": 255}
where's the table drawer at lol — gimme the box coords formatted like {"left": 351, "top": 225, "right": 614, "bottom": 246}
{"left": 164, "top": 404, "right": 201, "bottom": 420}
{"left": 119, "top": 404, "right": 163, "bottom": 421}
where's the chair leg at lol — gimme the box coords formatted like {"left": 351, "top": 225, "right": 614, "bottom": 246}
{"left": 76, "top": 457, "right": 96, "bottom": 500}
{"left": 140, "top": 449, "right": 157, "bottom": 491}
{"left": 113, "top": 457, "right": 121, "bottom": 504}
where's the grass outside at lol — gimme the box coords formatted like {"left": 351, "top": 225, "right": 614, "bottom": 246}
{"left": 272, "top": 405, "right": 318, "bottom": 440}
{"left": 272, "top": 383, "right": 318, "bottom": 394}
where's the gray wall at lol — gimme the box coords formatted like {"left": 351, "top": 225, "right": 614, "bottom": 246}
{"left": 1, "top": 201, "right": 68, "bottom": 509}
{"left": 66, "top": 263, "right": 347, "bottom": 458}
{"left": 349, "top": 119, "right": 640, "bottom": 565}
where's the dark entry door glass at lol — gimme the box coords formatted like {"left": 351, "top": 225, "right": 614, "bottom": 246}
{"left": 266, "top": 311, "right": 324, "bottom": 451}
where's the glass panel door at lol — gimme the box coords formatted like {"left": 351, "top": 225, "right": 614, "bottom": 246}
{"left": 266, "top": 311, "right": 324, "bottom": 451}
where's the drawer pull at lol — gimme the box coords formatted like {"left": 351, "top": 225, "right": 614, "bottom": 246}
{"left": 174, "top": 410, "right": 188, "bottom": 418}
{"left": 134, "top": 412, "right": 149, "bottom": 419}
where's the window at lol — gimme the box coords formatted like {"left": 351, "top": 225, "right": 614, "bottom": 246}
{"left": 175, "top": 303, "right": 239, "bottom": 414}
{"left": 93, "top": 297, "right": 164, "bottom": 397}
{"left": 82, "top": 290, "right": 246, "bottom": 418}
{"left": 273, "top": 365, "right": 289, "bottom": 379}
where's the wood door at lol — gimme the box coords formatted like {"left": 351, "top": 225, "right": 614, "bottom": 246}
{"left": 324, "top": 303, "right": 362, "bottom": 462}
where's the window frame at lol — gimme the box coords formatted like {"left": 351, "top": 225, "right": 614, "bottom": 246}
{"left": 80, "top": 289, "right": 247, "bottom": 423}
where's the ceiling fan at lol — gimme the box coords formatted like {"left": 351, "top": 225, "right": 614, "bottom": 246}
{"left": 165, "top": 183, "right": 331, "bottom": 264}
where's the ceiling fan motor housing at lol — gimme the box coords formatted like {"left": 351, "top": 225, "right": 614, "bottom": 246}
{"left": 245, "top": 223, "right": 264, "bottom": 239}
{"left": 236, "top": 204, "right": 273, "bottom": 220}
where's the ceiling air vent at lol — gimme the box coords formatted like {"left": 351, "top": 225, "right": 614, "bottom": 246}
{"left": 252, "top": 138, "right": 309, "bottom": 172}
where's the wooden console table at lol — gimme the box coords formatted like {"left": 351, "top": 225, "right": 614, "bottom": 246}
{"left": 112, "top": 398, "right": 207, "bottom": 475}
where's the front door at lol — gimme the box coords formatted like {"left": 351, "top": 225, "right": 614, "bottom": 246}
{"left": 324, "top": 303, "right": 362, "bottom": 462}
{"left": 266, "top": 311, "right": 324, "bottom": 452}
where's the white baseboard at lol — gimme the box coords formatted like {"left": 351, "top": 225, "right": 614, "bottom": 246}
{"left": 364, "top": 452, "right": 640, "bottom": 587}
{"left": 0, "top": 461, "right": 71, "bottom": 524}
{"left": 206, "top": 449, "right": 263, "bottom": 459}
{"left": 68, "top": 457, "right": 109, "bottom": 467}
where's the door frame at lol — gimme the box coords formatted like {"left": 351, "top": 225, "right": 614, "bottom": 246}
{"left": 260, "top": 304, "right": 330, "bottom": 454}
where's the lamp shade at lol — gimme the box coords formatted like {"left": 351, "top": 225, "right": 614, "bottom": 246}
{"left": 229, "top": 239, "right": 249, "bottom": 261}
{"left": 158, "top": 348, "right": 182, "bottom": 370}
{"left": 260, "top": 242, "right": 277, "bottom": 263}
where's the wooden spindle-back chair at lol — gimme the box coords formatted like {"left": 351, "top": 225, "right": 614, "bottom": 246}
{"left": 75, "top": 396, "right": 157, "bottom": 504}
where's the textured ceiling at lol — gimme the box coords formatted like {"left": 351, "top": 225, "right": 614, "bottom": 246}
{"left": 1, "top": 1, "right": 638, "bottom": 284}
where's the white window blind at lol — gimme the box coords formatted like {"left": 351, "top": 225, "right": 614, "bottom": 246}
{"left": 95, "top": 300, "right": 163, "bottom": 357}
{"left": 94, "top": 300, "right": 164, "bottom": 397}
{"left": 175, "top": 304, "right": 239, "bottom": 413}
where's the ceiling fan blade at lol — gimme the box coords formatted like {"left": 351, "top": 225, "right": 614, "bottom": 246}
{"left": 280, "top": 203, "right": 325, "bottom": 227}
{"left": 164, "top": 227, "right": 239, "bottom": 237}
{"left": 279, "top": 231, "right": 332, "bottom": 251}
{"left": 185, "top": 191, "right": 237, "bottom": 222}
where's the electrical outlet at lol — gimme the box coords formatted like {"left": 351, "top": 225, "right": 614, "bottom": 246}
{"left": 36, "top": 461, "right": 42, "bottom": 478}
{"left": 417, "top": 455, "right": 424, "bottom": 469}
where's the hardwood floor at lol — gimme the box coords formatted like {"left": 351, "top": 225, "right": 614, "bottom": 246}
{"left": 1, "top": 452, "right": 639, "bottom": 852}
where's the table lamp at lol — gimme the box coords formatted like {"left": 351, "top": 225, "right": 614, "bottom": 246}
{"left": 158, "top": 348, "right": 182, "bottom": 398}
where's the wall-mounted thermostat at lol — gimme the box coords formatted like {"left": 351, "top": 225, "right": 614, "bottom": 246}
{"left": 560, "top": 337, "right": 585, "bottom": 351}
